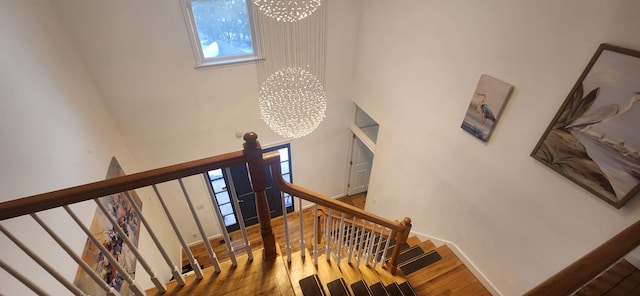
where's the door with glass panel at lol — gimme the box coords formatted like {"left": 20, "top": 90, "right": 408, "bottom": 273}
{"left": 207, "top": 144, "right": 293, "bottom": 232}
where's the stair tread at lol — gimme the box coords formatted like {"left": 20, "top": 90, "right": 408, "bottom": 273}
{"left": 405, "top": 236, "right": 422, "bottom": 247}
{"left": 384, "top": 282, "right": 404, "bottom": 296}
{"left": 369, "top": 282, "right": 389, "bottom": 296}
{"left": 399, "top": 249, "right": 442, "bottom": 275}
{"left": 351, "top": 280, "right": 373, "bottom": 296}
{"left": 299, "top": 274, "right": 326, "bottom": 296}
{"left": 397, "top": 245, "right": 425, "bottom": 265}
{"left": 398, "top": 281, "right": 418, "bottom": 296}
{"left": 403, "top": 245, "right": 462, "bottom": 286}
{"left": 420, "top": 240, "right": 437, "bottom": 253}
{"left": 327, "top": 278, "right": 351, "bottom": 296}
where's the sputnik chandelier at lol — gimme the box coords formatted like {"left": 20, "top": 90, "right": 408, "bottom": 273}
{"left": 253, "top": 0, "right": 327, "bottom": 138}
{"left": 259, "top": 67, "right": 326, "bottom": 138}
{"left": 253, "top": 0, "right": 322, "bottom": 22}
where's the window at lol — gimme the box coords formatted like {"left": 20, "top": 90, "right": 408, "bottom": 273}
{"left": 183, "top": 0, "right": 259, "bottom": 67}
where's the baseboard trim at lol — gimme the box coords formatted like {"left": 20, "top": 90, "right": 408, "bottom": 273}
{"left": 410, "top": 230, "right": 502, "bottom": 296}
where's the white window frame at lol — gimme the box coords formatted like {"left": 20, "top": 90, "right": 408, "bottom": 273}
{"left": 181, "top": 0, "right": 262, "bottom": 69}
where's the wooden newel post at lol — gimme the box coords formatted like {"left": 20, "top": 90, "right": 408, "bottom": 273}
{"left": 388, "top": 217, "right": 412, "bottom": 275}
{"left": 243, "top": 132, "right": 277, "bottom": 260}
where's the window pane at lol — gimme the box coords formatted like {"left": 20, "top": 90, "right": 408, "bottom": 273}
{"left": 208, "top": 169, "right": 223, "bottom": 179}
{"left": 284, "top": 194, "right": 292, "bottom": 207}
{"left": 224, "top": 214, "right": 237, "bottom": 226}
{"left": 283, "top": 173, "right": 291, "bottom": 183}
{"left": 211, "top": 178, "right": 227, "bottom": 193}
{"left": 216, "top": 191, "right": 230, "bottom": 204}
{"left": 190, "top": 0, "right": 254, "bottom": 59}
{"left": 220, "top": 203, "right": 234, "bottom": 216}
{"left": 278, "top": 148, "right": 289, "bottom": 162}
{"left": 280, "top": 161, "right": 290, "bottom": 175}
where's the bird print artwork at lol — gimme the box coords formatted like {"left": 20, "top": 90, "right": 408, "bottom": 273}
{"left": 531, "top": 43, "right": 640, "bottom": 208}
{"left": 461, "top": 75, "right": 514, "bottom": 142}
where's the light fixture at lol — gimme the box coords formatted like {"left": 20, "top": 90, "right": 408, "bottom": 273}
{"left": 259, "top": 67, "right": 326, "bottom": 138}
{"left": 254, "top": 0, "right": 327, "bottom": 138}
{"left": 253, "top": 0, "right": 321, "bottom": 22}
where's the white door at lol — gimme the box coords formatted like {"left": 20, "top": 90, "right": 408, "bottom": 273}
{"left": 348, "top": 135, "right": 374, "bottom": 195}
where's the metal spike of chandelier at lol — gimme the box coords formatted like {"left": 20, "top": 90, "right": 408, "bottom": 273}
{"left": 253, "top": 0, "right": 322, "bottom": 22}
{"left": 259, "top": 67, "right": 326, "bottom": 138}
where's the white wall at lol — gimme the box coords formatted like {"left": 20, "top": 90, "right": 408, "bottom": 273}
{"left": 51, "top": 0, "right": 361, "bottom": 247}
{"left": 0, "top": 0, "right": 175, "bottom": 294}
{"left": 352, "top": 0, "right": 640, "bottom": 295}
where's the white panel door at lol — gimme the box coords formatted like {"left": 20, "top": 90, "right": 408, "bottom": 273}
{"left": 348, "top": 136, "right": 374, "bottom": 195}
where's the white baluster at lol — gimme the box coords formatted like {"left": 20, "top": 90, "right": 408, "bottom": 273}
{"left": 299, "top": 196, "right": 305, "bottom": 258}
{"left": 31, "top": 213, "right": 122, "bottom": 296}
{"left": 355, "top": 221, "right": 367, "bottom": 266}
{"left": 0, "top": 258, "right": 48, "bottom": 296}
{"left": 336, "top": 213, "right": 346, "bottom": 265}
{"left": 1, "top": 223, "right": 90, "bottom": 296}
{"left": 124, "top": 191, "right": 184, "bottom": 286}
{"left": 152, "top": 185, "right": 203, "bottom": 280}
{"left": 178, "top": 179, "right": 221, "bottom": 273}
{"left": 325, "top": 209, "right": 332, "bottom": 261}
{"left": 225, "top": 167, "right": 253, "bottom": 261}
{"left": 346, "top": 217, "right": 357, "bottom": 264}
{"left": 380, "top": 228, "right": 394, "bottom": 268}
{"left": 313, "top": 204, "right": 319, "bottom": 265}
{"left": 373, "top": 227, "right": 386, "bottom": 268}
{"left": 203, "top": 173, "right": 237, "bottom": 267}
{"left": 281, "top": 192, "right": 291, "bottom": 262}
{"left": 63, "top": 206, "right": 144, "bottom": 295}
{"left": 366, "top": 224, "right": 379, "bottom": 266}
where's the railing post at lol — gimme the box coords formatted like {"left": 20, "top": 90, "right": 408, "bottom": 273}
{"left": 388, "top": 217, "right": 412, "bottom": 275}
{"left": 243, "top": 132, "right": 277, "bottom": 260}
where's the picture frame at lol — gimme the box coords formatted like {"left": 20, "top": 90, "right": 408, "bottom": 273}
{"left": 531, "top": 43, "right": 640, "bottom": 208}
{"left": 461, "top": 74, "right": 514, "bottom": 142}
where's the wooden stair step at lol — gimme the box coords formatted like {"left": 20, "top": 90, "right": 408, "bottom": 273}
{"left": 369, "top": 282, "right": 389, "bottom": 296}
{"left": 575, "top": 259, "right": 638, "bottom": 295}
{"left": 405, "top": 236, "right": 422, "bottom": 247}
{"left": 351, "top": 280, "right": 373, "bottom": 296}
{"left": 397, "top": 245, "right": 425, "bottom": 265}
{"left": 326, "top": 278, "right": 351, "bottom": 296}
{"left": 403, "top": 245, "right": 462, "bottom": 286}
{"left": 419, "top": 239, "right": 437, "bottom": 253}
{"left": 299, "top": 274, "right": 326, "bottom": 296}
{"left": 604, "top": 269, "right": 640, "bottom": 295}
{"left": 399, "top": 249, "right": 442, "bottom": 275}
{"left": 384, "top": 282, "right": 404, "bottom": 296}
{"left": 398, "top": 281, "right": 418, "bottom": 296}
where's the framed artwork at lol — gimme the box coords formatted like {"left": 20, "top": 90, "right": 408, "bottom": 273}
{"left": 531, "top": 44, "right": 640, "bottom": 208}
{"left": 73, "top": 157, "right": 143, "bottom": 295}
{"left": 461, "top": 74, "right": 514, "bottom": 142}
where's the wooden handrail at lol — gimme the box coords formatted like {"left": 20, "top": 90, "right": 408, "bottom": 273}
{"left": 0, "top": 151, "right": 246, "bottom": 221}
{"left": 524, "top": 219, "right": 640, "bottom": 295}
{"left": 264, "top": 151, "right": 405, "bottom": 232}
